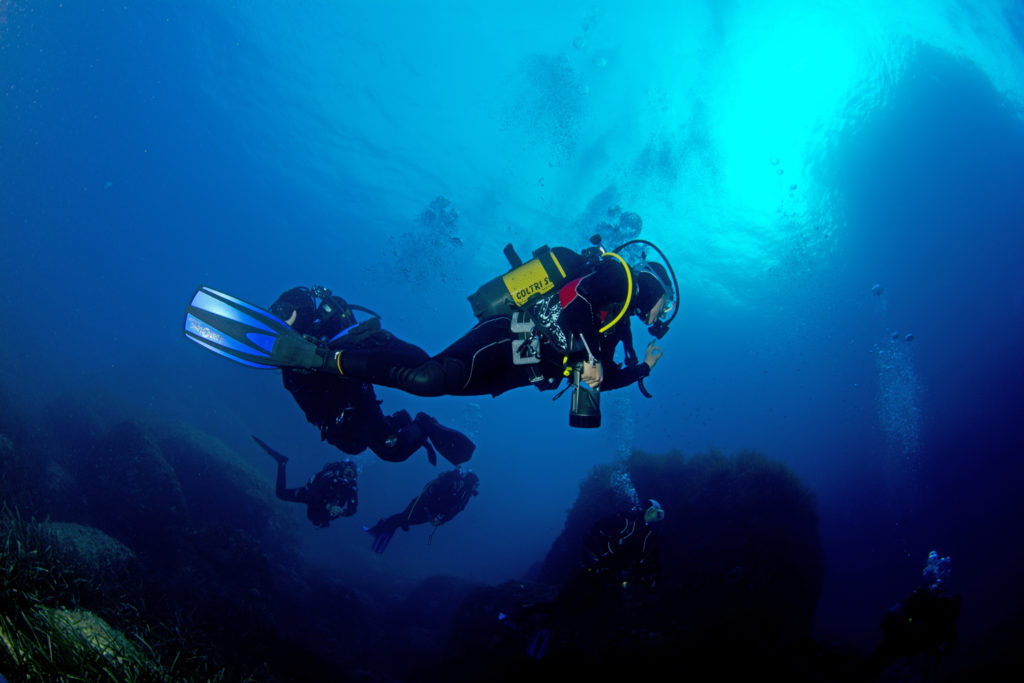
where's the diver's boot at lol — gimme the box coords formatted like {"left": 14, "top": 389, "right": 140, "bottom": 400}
{"left": 414, "top": 413, "right": 476, "bottom": 465}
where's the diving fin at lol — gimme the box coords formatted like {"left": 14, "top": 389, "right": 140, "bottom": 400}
{"left": 365, "top": 523, "right": 397, "bottom": 554}
{"left": 184, "top": 286, "right": 326, "bottom": 370}
{"left": 526, "top": 627, "right": 553, "bottom": 659}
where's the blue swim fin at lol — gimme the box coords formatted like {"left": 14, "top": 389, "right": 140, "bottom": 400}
{"left": 526, "top": 627, "right": 553, "bottom": 659}
{"left": 184, "top": 286, "right": 324, "bottom": 369}
{"left": 364, "top": 523, "right": 397, "bottom": 554}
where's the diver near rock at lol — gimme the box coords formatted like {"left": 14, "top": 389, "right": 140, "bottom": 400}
{"left": 507, "top": 498, "right": 666, "bottom": 660}
{"left": 866, "top": 550, "right": 962, "bottom": 679}
{"left": 253, "top": 436, "right": 359, "bottom": 528}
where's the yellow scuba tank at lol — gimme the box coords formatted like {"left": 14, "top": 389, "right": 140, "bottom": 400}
{"left": 467, "top": 244, "right": 589, "bottom": 321}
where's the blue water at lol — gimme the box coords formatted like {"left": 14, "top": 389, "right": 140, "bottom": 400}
{"left": 2, "top": 0, "right": 1022, "bottom": 662}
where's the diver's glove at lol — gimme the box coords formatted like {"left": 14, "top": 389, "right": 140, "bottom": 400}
{"left": 270, "top": 333, "right": 342, "bottom": 373}
{"left": 270, "top": 331, "right": 326, "bottom": 369}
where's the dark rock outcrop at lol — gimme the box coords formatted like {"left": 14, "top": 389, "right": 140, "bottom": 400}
{"left": 442, "top": 449, "right": 825, "bottom": 680}
{"left": 41, "top": 522, "right": 141, "bottom": 586}
{"left": 77, "top": 420, "right": 188, "bottom": 562}
{"left": 155, "top": 423, "right": 280, "bottom": 542}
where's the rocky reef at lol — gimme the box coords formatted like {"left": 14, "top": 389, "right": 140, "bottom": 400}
{"left": 1, "top": 386, "right": 833, "bottom": 681}
{"left": 434, "top": 448, "right": 825, "bottom": 681}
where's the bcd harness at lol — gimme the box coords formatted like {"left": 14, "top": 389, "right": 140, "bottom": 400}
{"left": 466, "top": 236, "right": 677, "bottom": 398}
{"left": 505, "top": 250, "right": 636, "bottom": 390}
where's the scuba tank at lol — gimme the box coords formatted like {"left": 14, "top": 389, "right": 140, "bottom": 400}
{"left": 467, "top": 244, "right": 595, "bottom": 321}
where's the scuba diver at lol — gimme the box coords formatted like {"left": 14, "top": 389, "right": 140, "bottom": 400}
{"left": 183, "top": 237, "right": 678, "bottom": 427}
{"left": 267, "top": 286, "right": 475, "bottom": 466}
{"left": 580, "top": 498, "right": 665, "bottom": 588}
{"left": 253, "top": 436, "right": 358, "bottom": 528}
{"left": 512, "top": 498, "right": 665, "bottom": 659}
{"left": 866, "top": 551, "right": 962, "bottom": 678}
{"left": 363, "top": 467, "right": 479, "bottom": 553}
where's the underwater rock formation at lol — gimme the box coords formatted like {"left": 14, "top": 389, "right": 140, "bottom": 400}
{"left": 77, "top": 420, "right": 187, "bottom": 562}
{"left": 155, "top": 422, "right": 280, "bottom": 542}
{"left": 442, "top": 448, "right": 824, "bottom": 679}
{"left": 31, "top": 607, "right": 160, "bottom": 676}
{"left": 44, "top": 393, "right": 109, "bottom": 467}
{"left": 1, "top": 387, "right": 835, "bottom": 681}
{"left": 41, "top": 522, "right": 141, "bottom": 591}
{"left": 0, "top": 432, "right": 15, "bottom": 500}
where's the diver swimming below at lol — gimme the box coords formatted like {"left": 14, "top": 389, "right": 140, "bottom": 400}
{"left": 504, "top": 496, "right": 666, "bottom": 660}
{"left": 363, "top": 467, "right": 480, "bottom": 553}
{"left": 184, "top": 236, "right": 678, "bottom": 428}
{"left": 253, "top": 436, "right": 359, "bottom": 528}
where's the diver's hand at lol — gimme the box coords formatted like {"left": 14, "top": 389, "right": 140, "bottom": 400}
{"left": 581, "top": 360, "right": 603, "bottom": 388}
{"left": 644, "top": 342, "right": 663, "bottom": 370}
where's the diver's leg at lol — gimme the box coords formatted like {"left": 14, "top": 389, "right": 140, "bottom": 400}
{"left": 322, "top": 419, "right": 370, "bottom": 455}
{"left": 337, "top": 318, "right": 516, "bottom": 396}
{"left": 437, "top": 316, "right": 536, "bottom": 396}
{"left": 339, "top": 348, "right": 468, "bottom": 396}
{"left": 365, "top": 409, "right": 437, "bottom": 464}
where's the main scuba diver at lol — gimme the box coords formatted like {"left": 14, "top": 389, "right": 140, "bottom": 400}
{"left": 183, "top": 237, "right": 678, "bottom": 427}
{"left": 321, "top": 245, "right": 671, "bottom": 402}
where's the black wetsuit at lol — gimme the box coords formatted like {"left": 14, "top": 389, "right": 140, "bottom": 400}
{"left": 582, "top": 509, "right": 662, "bottom": 585}
{"left": 339, "top": 258, "right": 653, "bottom": 397}
{"left": 366, "top": 470, "right": 479, "bottom": 538}
{"left": 511, "top": 506, "right": 662, "bottom": 658}
{"left": 282, "top": 368, "right": 432, "bottom": 462}
{"left": 868, "top": 587, "right": 962, "bottom": 675}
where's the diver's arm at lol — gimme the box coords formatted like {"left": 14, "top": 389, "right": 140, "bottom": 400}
{"left": 598, "top": 342, "right": 661, "bottom": 392}
{"left": 270, "top": 455, "right": 311, "bottom": 503}
{"left": 600, "top": 360, "right": 650, "bottom": 391}
{"left": 276, "top": 485, "right": 309, "bottom": 504}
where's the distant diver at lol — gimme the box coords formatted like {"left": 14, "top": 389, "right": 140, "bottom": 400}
{"left": 363, "top": 468, "right": 479, "bottom": 553}
{"left": 866, "top": 550, "right": 961, "bottom": 678}
{"left": 514, "top": 498, "right": 666, "bottom": 660}
{"left": 253, "top": 436, "right": 358, "bottom": 528}
{"left": 183, "top": 235, "right": 678, "bottom": 428}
